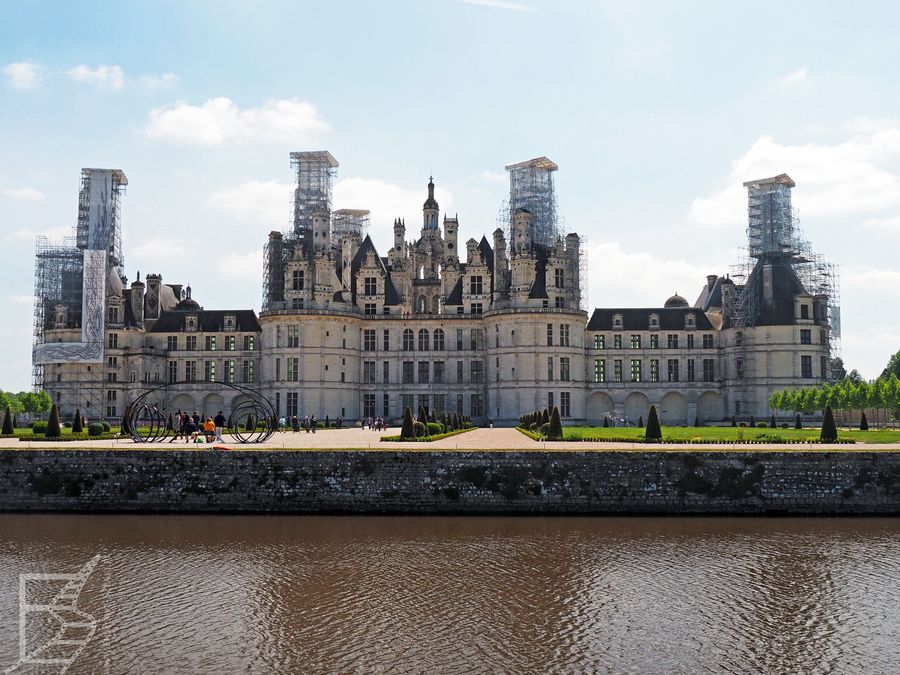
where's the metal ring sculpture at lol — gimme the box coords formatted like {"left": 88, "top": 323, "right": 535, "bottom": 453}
{"left": 121, "top": 381, "right": 276, "bottom": 444}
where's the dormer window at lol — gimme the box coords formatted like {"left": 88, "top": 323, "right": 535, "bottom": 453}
{"left": 224, "top": 314, "right": 235, "bottom": 330}
{"left": 613, "top": 313, "right": 623, "bottom": 329}
{"left": 685, "top": 313, "right": 696, "bottom": 329}
{"left": 649, "top": 313, "right": 659, "bottom": 329}
{"left": 186, "top": 315, "right": 197, "bottom": 332}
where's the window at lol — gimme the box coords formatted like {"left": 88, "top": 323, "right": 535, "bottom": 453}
{"left": 801, "top": 304, "right": 809, "bottom": 319}
{"left": 275, "top": 358, "right": 281, "bottom": 381}
{"left": 687, "top": 334, "right": 694, "bottom": 350}
{"left": 594, "top": 335, "right": 605, "bottom": 349}
{"left": 434, "top": 329, "right": 445, "bottom": 350}
{"left": 560, "top": 357, "right": 570, "bottom": 381}
{"left": 363, "top": 329, "right": 376, "bottom": 351}
{"left": 471, "top": 361, "right": 484, "bottom": 383}
{"left": 614, "top": 360, "right": 623, "bottom": 383}
{"left": 650, "top": 359, "right": 659, "bottom": 382}
{"left": 363, "top": 361, "right": 376, "bottom": 384}
{"left": 106, "top": 406, "right": 117, "bottom": 418}
{"left": 243, "top": 335, "right": 255, "bottom": 351}
{"left": 286, "top": 392, "right": 298, "bottom": 418}
{"left": 205, "top": 335, "right": 216, "bottom": 351}
{"left": 457, "top": 306, "right": 464, "bottom": 315}
{"left": 434, "top": 361, "right": 445, "bottom": 384}
{"left": 470, "top": 393, "right": 484, "bottom": 418}
{"left": 547, "top": 357, "right": 554, "bottom": 380}
{"left": 555, "top": 296, "right": 566, "bottom": 309}
{"left": 107, "top": 371, "right": 117, "bottom": 383}
{"left": 224, "top": 360, "right": 235, "bottom": 384}
{"left": 800, "top": 329, "right": 811, "bottom": 345}
{"left": 108, "top": 333, "right": 118, "bottom": 349}
{"left": 402, "top": 394, "right": 415, "bottom": 416}
{"left": 560, "top": 324, "right": 570, "bottom": 347}
{"left": 382, "top": 361, "right": 390, "bottom": 383}
{"left": 185, "top": 361, "right": 197, "bottom": 382}
{"left": 292, "top": 299, "right": 304, "bottom": 310}
{"left": 292, "top": 269, "right": 304, "bottom": 290}
{"left": 129, "top": 371, "right": 136, "bottom": 383}
{"left": 802, "top": 355, "right": 813, "bottom": 378}
{"left": 364, "top": 303, "right": 377, "bottom": 315}
{"left": 703, "top": 359, "right": 715, "bottom": 382}
{"left": 703, "top": 333, "right": 713, "bottom": 349}
{"left": 383, "top": 329, "right": 390, "bottom": 351}
{"left": 107, "top": 390, "right": 117, "bottom": 402}
{"left": 457, "top": 360, "right": 464, "bottom": 383}
{"left": 613, "top": 315, "right": 622, "bottom": 328}
{"left": 364, "top": 276, "right": 377, "bottom": 296}
{"left": 456, "top": 394, "right": 464, "bottom": 415}
{"left": 418, "top": 394, "right": 429, "bottom": 415}
{"left": 547, "top": 323, "right": 553, "bottom": 346}
{"left": 402, "top": 361, "right": 414, "bottom": 384}
{"left": 186, "top": 335, "right": 197, "bottom": 351}
{"left": 383, "top": 393, "right": 390, "bottom": 417}
{"left": 548, "top": 392, "right": 554, "bottom": 410}
{"left": 287, "top": 325, "right": 299, "bottom": 348}
{"left": 242, "top": 360, "right": 255, "bottom": 383}
{"left": 363, "top": 394, "right": 376, "bottom": 418}
{"left": 168, "top": 360, "right": 178, "bottom": 383}
{"left": 667, "top": 334, "right": 678, "bottom": 349}
{"left": 433, "top": 394, "right": 445, "bottom": 415}
{"left": 456, "top": 329, "right": 464, "bottom": 351}
{"left": 108, "top": 306, "right": 118, "bottom": 324}
{"left": 736, "top": 358, "right": 744, "bottom": 380}
{"left": 554, "top": 268, "right": 565, "bottom": 288}
{"left": 650, "top": 334, "right": 659, "bottom": 349}
{"left": 226, "top": 335, "right": 236, "bottom": 351}
{"left": 107, "top": 356, "right": 118, "bottom": 368}
{"left": 470, "top": 303, "right": 483, "bottom": 315}
{"left": 418, "top": 329, "right": 430, "bottom": 351}
{"left": 630, "top": 334, "right": 641, "bottom": 349}
{"left": 418, "top": 361, "right": 430, "bottom": 383}
{"left": 594, "top": 359, "right": 606, "bottom": 383}
{"left": 403, "top": 329, "right": 415, "bottom": 351}
{"left": 613, "top": 335, "right": 622, "bottom": 349}
{"left": 205, "top": 360, "right": 216, "bottom": 382}
{"left": 735, "top": 331, "right": 743, "bottom": 347}
{"left": 821, "top": 356, "right": 828, "bottom": 379}
{"left": 667, "top": 359, "right": 679, "bottom": 382}
{"left": 560, "top": 392, "right": 570, "bottom": 417}
{"left": 470, "top": 275, "right": 483, "bottom": 295}
{"left": 287, "top": 357, "right": 299, "bottom": 381}
{"left": 687, "top": 358, "right": 695, "bottom": 382}
{"left": 167, "top": 336, "right": 178, "bottom": 351}
{"left": 631, "top": 359, "right": 642, "bottom": 382}
{"left": 470, "top": 329, "right": 484, "bottom": 351}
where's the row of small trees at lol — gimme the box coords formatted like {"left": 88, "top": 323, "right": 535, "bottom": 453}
{"left": 769, "top": 373, "right": 900, "bottom": 426}
{"left": 1, "top": 404, "right": 109, "bottom": 438}
{"left": 518, "top": 407, "right": 564, "bottom": 441}
{"left": 399, "top": 407, "right": 472, "bottom": 440}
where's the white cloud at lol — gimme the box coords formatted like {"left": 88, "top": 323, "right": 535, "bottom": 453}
{"left": 209, "top": 179, "right": 290, "bottom": 225}
{"left": 217, "top": 251, "right": 262, "bottom": 281}
{"left": 4, "top": 226, "right": 71, "bottom": 242}
{"left": 1, "top": 187, "right": 45, "bottom": 201}
{"left": 691, "top": 124, "right": 900, "bottom": 226}
{"left": 144, "top": 97, "right": 328, "bottom": 147}
{"left": 138, "top": 72, "right": 178, "bottom": 89}
{"left": 479, "top": 170, "right": 507, "bottom": 183}
{"left": 129, "top": 236, "right": 187, "bottom": 261}
{"left": 67, "top": 64, "right": 125, "bottom": 90}
{"left": 860, "top": 215, "right": 900, "bottom": 232}
{"left": 2, "top": 61, "right": 44, "bottom": 89}
{"left": 843, "top": 266, "right": 900, "bottom": 296}
{"left": 775, "top": 66, "right": 809, "bottom": 85}
{"left": 459, "top": 0, "right": 536, "bottom": 11}
{"left": 7, "top": 294, "right": 34, "bottom": 305}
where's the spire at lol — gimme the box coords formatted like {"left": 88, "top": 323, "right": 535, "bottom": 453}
{"left": 423, "top": 176, "right": 439, "bottom": 211}
{"left": 423, "top": 175, "right": 439, "bottom": 230}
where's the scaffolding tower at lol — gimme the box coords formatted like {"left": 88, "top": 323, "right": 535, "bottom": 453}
{"left": 331, "top": 209, "right": 370, "bottom": 239}
{"left": 290, "top": 151, "right": 338, "bottom": 234}
{"left": 501, "top": 157, "right": 560, "bottom": 248}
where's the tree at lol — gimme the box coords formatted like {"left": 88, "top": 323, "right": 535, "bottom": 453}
{"left": 644, "top": 405, "right": 662, "bottom": 442}
{"left": 731, "top": 416, "right": 737, "bottom": 427}
{"left": 860, "top": 411, "right": 869, "bottom": 431}
{"left": 72, "top": 408, "right": 83, "bottom": 433}
{"left": 18, "top": 391, "right": 52, "bottom": 414}
{"left": 847, "top": 369, "right": 863, "bottom": 385}
{"left": 602, "top": 416, "right": 609, "bottom": 428}
{"left": 46, "top": 404, "right": 61, "bottom": 438}
{"left": 542, "top": 409, "right": 550, "bottom": 425}
{"left": 1, "top": 406, "right": 13, "bottom": 435}
{"left": 547, "top": 407, "right": 563, "bottom": 441}
{"left": 831, "top": 357, "right": 848, "bottom": 382}
{"left": 795, "top": 413, "right": 802, "bottom": 430}
{"left": 638, "top": 415, "right": 644, "bottom": 427}
{"left": 401, "top": 407, "right": 415, "bottom": 439}
{"left": 820, "top": 405, "right": 838, "bottom": 443}
{"left": 881, "top": 349, "right": 900, "bottom": 380}
{"left": 418, "top": 406, "right": 428, "bottom": 426}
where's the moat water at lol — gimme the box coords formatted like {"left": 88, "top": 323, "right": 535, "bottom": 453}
{"left": 1, "top": 515, "right": 899, "bottom": 673}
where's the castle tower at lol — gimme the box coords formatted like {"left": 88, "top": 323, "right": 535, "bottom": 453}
{"left": 423, "top": 176, "right": 439, "bottom": 231}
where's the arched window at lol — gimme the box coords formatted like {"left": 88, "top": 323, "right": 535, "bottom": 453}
{"left": 402, "top": 328, "right": 414, "bottom": 351}
{"left": 434, "top": 328, "right": 445, "bottom": 351}
{"left": 418, "top": 295, "right": 427, "bottom": 313}
{"left": 129, "top": 371, "right": 136, "bottom": 383}
{"left": 418, "top": 328, "right": 429, "bottom": 351}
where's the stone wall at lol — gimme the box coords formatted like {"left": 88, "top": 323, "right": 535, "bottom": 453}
{"left": 2, "top": 449, "right": 900, "bottom": 514}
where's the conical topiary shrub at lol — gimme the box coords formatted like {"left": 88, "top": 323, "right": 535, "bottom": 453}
{"left": 46, "top": 404, "right": 61, "bottom": 438}
{"left": 860, "top": 411, "right": 869, "bottom": 431}
{"left": 547, "top": 406, "right": 563, "bottom": 441}
{"left": 795, "top": 413, "right": 802, "bottom": 430}
{"left": 820, "top": 405, "right": 838, "bottom": 443}
{"left": 644, "top": 405, "right": 662, "bottom": 442}
{"left": 694, "top": 417, "right": 701, "bottom": 427}
{"left": 731, "top": 416, "right": 737, "bottom": 427}
{"left": 401, "top": 407, "right": 415, "bottom": 440}
{"left": 418, "top": 406, "right": 428, "bottom": 426}
{"left": 1, "top": 405, "right": 13, "bottom": 435}
{"left": 638, "top": 415, "right": 644, "bottom": 428}
{"left": 603, "top": 416, "right": 609, "bottom": 428}
{"left": 769, "top": 414, "right": 777, "bottom": 429}
{"left": 749, "top": 415, "right": 755, "bottom": 427}
{"left": 72, "top": 408, "right": 83, "bottom": 433}
{"left": 542, "top": 409, "right": 550, "bottom": 426}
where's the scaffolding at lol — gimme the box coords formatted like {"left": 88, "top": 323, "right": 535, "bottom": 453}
{"left": 331, "top": 209, "right": 370, "bottom": 239}
{"left": 290, "top": 151, "right": 338, "bottom": 234}
{"left": 501, "top": 157, "right": 560, "bottom": 248}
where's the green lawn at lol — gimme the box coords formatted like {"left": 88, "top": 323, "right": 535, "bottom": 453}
{"left": 561, "top": 426, "right": 900, "bottom": 444}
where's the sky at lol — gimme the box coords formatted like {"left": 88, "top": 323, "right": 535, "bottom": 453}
{"left": 1, "top": 0, "right": 899, "bottom": 391}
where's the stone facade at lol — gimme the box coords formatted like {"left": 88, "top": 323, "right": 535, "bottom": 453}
{"left": 37, "top": 158, "right": 831, "bottom": 425}
{"left": 2, "top": 449, "right": 899, "bottom": 514}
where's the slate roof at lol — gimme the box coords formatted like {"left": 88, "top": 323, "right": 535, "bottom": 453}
{"left": 149, "top": 309, "right": 261, "bottom": 333}
{"left": 743, "top": 256, "right": 807, "bottom": 326}
{"left": 446, "top": 277, "right": 463, "bottom": 305}
{"left": 349, "top": 234, "right": 402, "bottom": 305}
{"left": 587, "top": 307, "right": 715, "bottom": 331}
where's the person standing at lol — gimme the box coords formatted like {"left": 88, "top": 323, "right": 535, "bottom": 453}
{"left": 310, "top": 414, "right": 318, "bottom": 433}
{"left": 214, "top": 410, "right": 226, "bottom": 442}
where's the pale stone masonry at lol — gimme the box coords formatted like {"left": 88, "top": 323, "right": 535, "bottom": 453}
{"left": 36, "top": 157, "right": 831, "bottom": 425}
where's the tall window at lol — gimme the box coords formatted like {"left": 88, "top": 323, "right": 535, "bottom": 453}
{"left": 242, "top": 360, "right": 255, "bottom": 383}
{"left": 364, "top": 277, "right": 377, "bottom": 295}
{"left": 614, "top": 360, "right": 623, "bottom": 383}
{"left": 365, "top": 303, "right": 377, "bottom": 315}
{"left": 547, "top": 392, "right": 554, "bottom": 410}
{"left": 185, "top": 361, "right": 197, "bottom": 382}
{"left": 363, "top": 329, "right": 376, "bottom": 351}
{"left": 703, "top": 359, "right": 715, "bottom": 382}
{"left": 226, "top": 335, "right": 236, "bottom": 351}
{"left": 108, "top": 333, "right": 118, "bottom": 349}
{"left": 292, "top": 270, "right": 304, "bottom": 290}
{"left": 204, "top": 360, "right": 216, "bottom": 382}
{"left": 703, "top": 334, "right": 713, "bottom": 349}
{"left": 650, "top": 334, "right": 659, "bottom": 349}
{"left": 555, "top": 296, "right": 566, "bottom": 309}
{"left": 470, "top": 361, "right": 484, "bottom": 383}
{"left": 383, "top": 329, "right": 390, "bottom": 351}
{"left": 560, "top": 392, "right": 571, "bottom": 417}
{"left": 168, "top": 360, "right": 178, "bottom": 383}
{"left": 402, "top": 394, "right": 415, "bottom": 416}
{"left": 167, "top": 336, "right": 178, "bottom": 351}
{"left": 687, "top": 334, "right": 694, "bottom": 349}
{"left": 470, "top": 329, "right": 484, "bottom": 351}
{"left": 433, "top": 394, "right": 445, "bottom": 415}
{"left": 383, "top": 361, "right": 390, "bottom": 383}
{"left": 630, "top": 359, "right": 642, "bottom": 382}
{"left": 560, "top": 324, "right": 570, "bottom": 347}
{"left": 418, "top": 329, "right": 429, "bottom": 351}
{"left": 456, "top": 329, "right": 464, "bottom": 351}
{"left": 243, "top": 335, "right": 255, "bottom": 351}
{"left": 287, "top": 392, "right": 298, "bottom": 418}
{"left": 547, "top": 357, "right": 554, "bottom": 380}
{"left": 224, "top": 360, "right": 235, "bottom": 384}
{"left": 275, "top": 358, "right": 281, "bottom": 381}
{"left": 613, "top": 335, "right": 622, "bottom": 349}
{"left": 363, "top": 394, "right": 376, "bottom": 418}
{"left": 403, "top": 329, "right": 414, "bottom": 351}
{"left": 630, "top": 334, "right": 641, "bottom": 349}
{"left": 560, "top": 357, "right": 570, "bottom": 381}
{"left": 667, "top": 334, "right": 678, "bottom": 349}
{"left": 363, "top": 361, "right": 376, "bottom": 384}
{"left": 554, "top": 268, "right": 565, "bottom": 288}
{"left": 402, "top": 361, "right": 414, "bottom": 384}
{"left": 457, "top": 360, "right": 464, "bottom": 383}
{"left": 470, "top": 275, "right": 483, "bottom": 294}
{"left": 687, "top": 358, "right": 695, "bottom": 382}
{"left": 650, "top": 359, "right": 659, "bottom": 382}
{"left": 594, "top": 359, "right": 606, "bottom": 383}
{"left": 186, "top": 335, "right": 197, "bottom": 351}
{"left": 736, "top": 358, "right": 744, "bottom": 380}
{"left": 801, "top": 355, "right": 813, "bottom": 378}
{"left": 470, "top": 393, "right": 484, "bottom": 418}
{"left": 470, "top": 303, "right": 483, "bottom": 315}
{"left": 434, "top": 361, "right": 445, "bottom": 384}
{"left": 418, "top": 361, "right": 430, "bottom": 383}
{"left": 205, "top": 336, "right": 217, "bottom": 351}
{"left": 434, "top": 329, "right": 445, "bottom": 350}
{"left": 287, "top": 357, "right": 299, "bottom": 382}
{"left": 287, "top": 325, "right": 299, "bottom": 347}
{"left": 800, "top": 329, "right": 811, "bottom": 345}
{"left": 547, "top": 324, "right": 553, "bottom": 346}
{"left": 594, "top": 335, "right": 605, "bottom": 349}
{"left": 667, "top": 359, "right": 679, "bottom": 382}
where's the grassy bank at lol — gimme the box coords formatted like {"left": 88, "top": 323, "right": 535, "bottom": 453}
{"left": 560, "top": 426, "right": 900, "bottom": 444}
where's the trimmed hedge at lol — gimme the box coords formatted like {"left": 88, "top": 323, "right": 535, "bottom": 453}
{"left": 381, "top": 426, "right": 478, "bottom": 443}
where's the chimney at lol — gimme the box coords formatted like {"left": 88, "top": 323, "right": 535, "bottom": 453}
{"left": 707, "top": 274, "right": 717, "bottom": 291}
{"left": 130, "top": 273, "right": 145, "bottom": 327}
